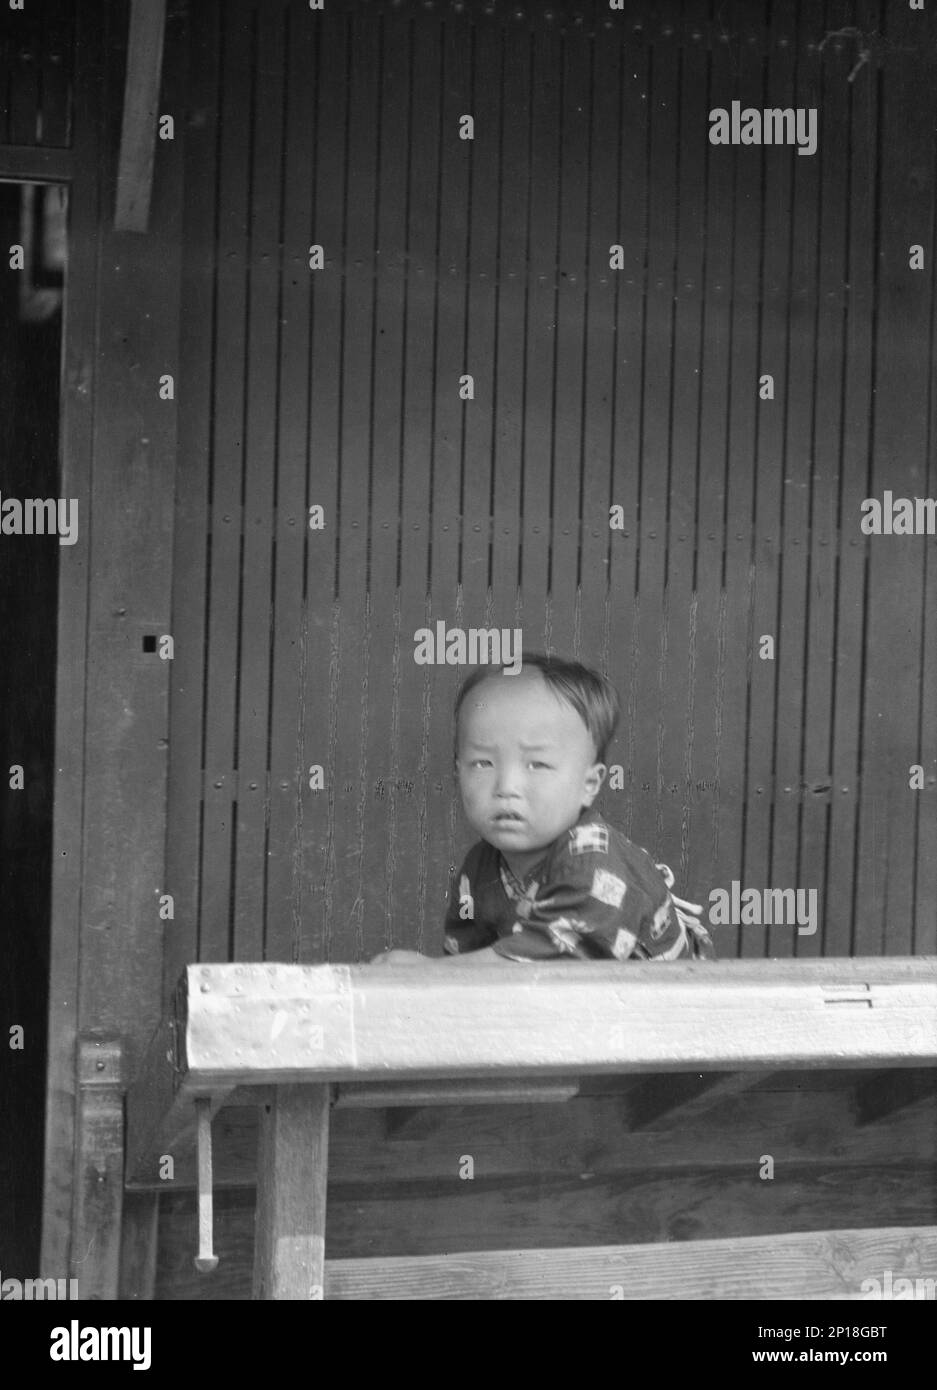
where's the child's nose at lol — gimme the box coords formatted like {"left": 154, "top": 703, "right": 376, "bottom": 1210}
{"left": 494, "top": 765, "right": 523, "bottom": 797}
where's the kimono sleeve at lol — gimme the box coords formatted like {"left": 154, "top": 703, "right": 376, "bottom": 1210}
{"left": 442, "top": 852, "right": 499, "bottom": 955}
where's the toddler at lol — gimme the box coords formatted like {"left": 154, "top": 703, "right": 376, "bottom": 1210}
{"left": 374, "top": 653, "right": 713, "bottom": 965}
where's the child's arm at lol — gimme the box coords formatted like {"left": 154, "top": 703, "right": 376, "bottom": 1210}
{"left": 369, "top": 848, "right": 509, "bottom": 965}
{"left": 369, "top": 945, "right": 510, "bottom": 966}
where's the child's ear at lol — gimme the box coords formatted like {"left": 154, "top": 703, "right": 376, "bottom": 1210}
{"left": 582, "top": 763, "right": 607, "bottom": 805}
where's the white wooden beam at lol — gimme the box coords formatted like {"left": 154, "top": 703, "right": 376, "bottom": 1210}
{"left": 180, "top": 958, "right": 937, "bottom": 1086}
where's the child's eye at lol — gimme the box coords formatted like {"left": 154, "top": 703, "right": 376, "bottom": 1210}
{"left": 470, "top": 758, "right": 492, "bottom": 769}
{"left": 530, "top": 761, "right": 552, "bottom": 770}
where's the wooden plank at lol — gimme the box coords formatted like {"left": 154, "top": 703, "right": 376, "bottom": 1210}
{"left": 0, "top": 142, "right": 73, "bottom": 179}
{"left": 40, "top": 0, "right": 103, "bottom": 1284}
{"left": 162, "top": 0, "right": 220, "bottom": 996}
{"left": 519, "top": 13, "right": 561, "bottom": 653}
{"left": 43, "top": 0, "right": 184, "bottom": 1281}
{"left": 155, "top": 1199, "right": 937, "bottom": 1300}
{"left": 295, "top": 0, "right": 347, "bottom": 963}
{"left": 199, "top": 0, "right": 253, "bottom": 965}
{"left": 118, "top": 1191, "right": 160, "bottom": 1301}
{"left": 7, "top": 0, "right": 39, "bottom": 144}
{"left": 423, "top": 6, "right": 473, "bottom": 941}
{"left": 252, "top": 1084, "right": 330, "bottom": 1300}
{"left": 330, "top": 5, "right": 381, "bottom": 961}
{"left": 604, "top": 18, "right": 647, "bottom": 843}
{"left": 303, "top": 1174, "right": 937, "bottom": 1259}
{"left": 184, "top": 962, "right": 937, "bottom": 1086}
{"left": 458, "top": 11, "right": 498, "bottom": 651}
{"left": 361, "top": 4, "right": 412, "bottom": 960}
{"left": 37, "top": 0, "right": 75, "bottom": 148}
{"left": 629, "top": 13, "right": 683, "bottom": 869}
{"left": 264, "top": 0, "right": 319, "bottom": 964}
{"left": 768, "top": 3, "right": 823, "bottom": 960}
{"left": 574, "top": 16, "right": 614, "bottom": 688}
{"left": 601, "top": 19, "right": 638, "bottom": 836}
{"left": 794, "top": 14, "right": 851, "bottom": 961}
{"left": 335, "top": 1078, "right": 579, "bottom": 1109}
{"left": 740, "top": 0, "right": 794, "bottom": 959}
{"left": 918, "top": 47, "right": 937, "bottom": 957}
{"left": 125, "top": 967, "right": 937, "bottom": 1184}
{"left": 123, "top": 960, "right": 937, "bottom": 1140}
{"left": 114, "top": 0, "right": 166, "bottom": 231}
{"left": 718, "top": 2, "right": 766, "bottom": 957}
{"left": 233, "top": 1, "right": 284, "bottom": 962}
{"left": 685, "top": 13, "right": 734, "bottom": 910}
{"left": 76, "top": 0, "right": 182, "bottom": 1076}
{"left": 0, "top": 22, "right": 9, "bottom": 144}
{"left": 546, "top": 22, "right": 589, "bottom": 659}
{"left": 487, "top": 19, "right": 525, "bottom": 644}
{"left": 394, "top": 7, "right": 443, "bottom": 949}
{"left": 323, "top": 1225, "right": 937, "bottom": 1301}
{"left": 135, "top": 1074, "right": 937, "bottom": 1193}
{"left": 855, "top": 5, "right": 934, "bottom": 956}
{"left": 655, "top": 0, "right": 709, "bottom": 897}
{"left": 825, "top": 0, "right": 879, "bottom": 957}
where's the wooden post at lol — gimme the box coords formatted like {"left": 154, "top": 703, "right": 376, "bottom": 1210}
{"left": 252, "top": 1086, "right": 330, "bottom": 1301}
{"left": 118, "top": 1191, "right": 160, "bottom": 1301}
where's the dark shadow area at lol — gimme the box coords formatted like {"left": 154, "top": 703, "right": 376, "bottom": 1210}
{"left": 0, "top": 179, "right": 65, "bottom": 1277}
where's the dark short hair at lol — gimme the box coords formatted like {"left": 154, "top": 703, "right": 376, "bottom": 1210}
{"left": 453, "top": 652, "right": 620, "bottom": 761}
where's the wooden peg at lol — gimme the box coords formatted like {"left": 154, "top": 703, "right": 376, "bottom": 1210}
{"left": 194, "top": 1098, "right": 219, "bottom": 1273}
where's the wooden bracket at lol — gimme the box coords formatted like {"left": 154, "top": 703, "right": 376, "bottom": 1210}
{"left": 73, "top": 1037, "right": 125, "bottom": 1299}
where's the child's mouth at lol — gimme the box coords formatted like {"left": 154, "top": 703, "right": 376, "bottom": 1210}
{"left": 493, "top": 811, "right": 525, "bottom": 826}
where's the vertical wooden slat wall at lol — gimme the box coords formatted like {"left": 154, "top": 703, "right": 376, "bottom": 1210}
{"left": 165, "top": 0, "right": 937, "bottom": 977}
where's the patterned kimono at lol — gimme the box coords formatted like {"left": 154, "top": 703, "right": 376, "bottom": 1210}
{"left": 443, "top": 809, "right": 715, "bottom": 961}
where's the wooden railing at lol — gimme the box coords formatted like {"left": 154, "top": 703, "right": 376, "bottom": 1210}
{"left": 125, "top": 958, "right": 937, "bottom": 1300}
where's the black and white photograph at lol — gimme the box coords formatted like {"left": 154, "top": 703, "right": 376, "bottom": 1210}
{"left": 1, "top": 0, "right": 935, "bottom": 1351}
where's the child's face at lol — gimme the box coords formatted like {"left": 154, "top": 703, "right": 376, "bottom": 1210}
{"left": 456, "top": 671, "right": 606, "bottom": 877}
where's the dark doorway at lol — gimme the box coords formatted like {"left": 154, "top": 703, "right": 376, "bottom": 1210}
{"left": 0, "top": 179, "right": 66, "bottom": 1278}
